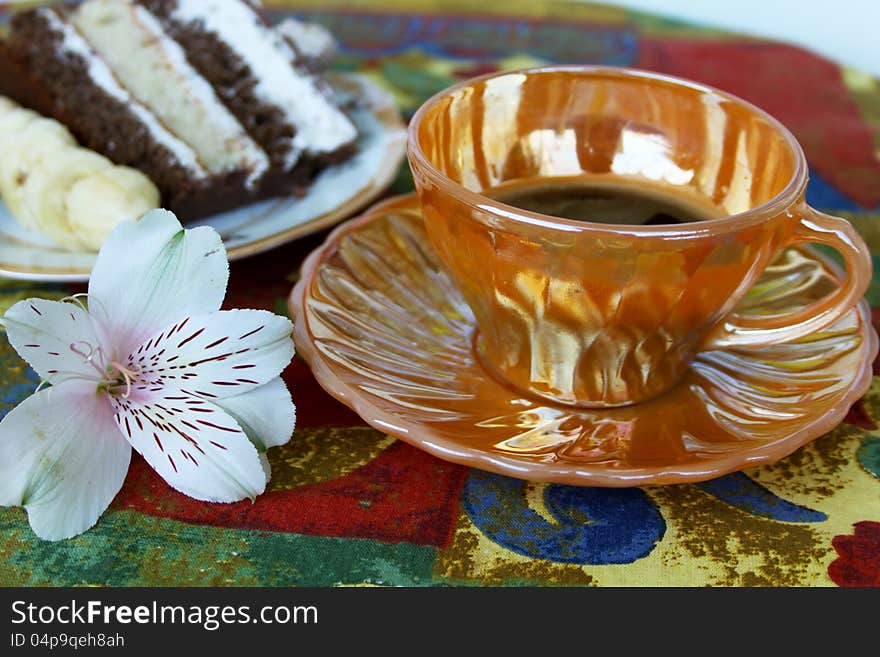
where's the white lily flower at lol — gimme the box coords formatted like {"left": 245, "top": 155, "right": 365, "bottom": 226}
{"left": 0, "top": 210, "right": 296, "bottom": 540}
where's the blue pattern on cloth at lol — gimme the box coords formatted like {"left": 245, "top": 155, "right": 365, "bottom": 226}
{"left": 462, "top": 470, "right": 666, "bottom": 564}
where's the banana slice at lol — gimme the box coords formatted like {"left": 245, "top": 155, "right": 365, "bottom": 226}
{"left": 0, "top": 108, "right": 39, "bottom": 141}
{"left": 0, "top": 118, "right": 76, "bottom": 224}
{"left": 0, "top": 114, "right": 73, "bottom": 154}
{"left": 0, "top": 111, "right": 42, "bottom": 180}
{"left": 67, "top": 166, "right": 159, "bottom": 250}
{"left": 20, "top": 147, "right": 112, "bottom": 250}
{"left": 0, "top": 97, "right": 161, "bottom": 251}
{"left": 0, "top": 95, "right": 18, "bottom": 114}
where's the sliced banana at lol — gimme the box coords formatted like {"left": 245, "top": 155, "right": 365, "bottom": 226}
{"left": 0, "top": 97, "right": 161, "bottom": 251}
{"left": 67, "top": 166, "right": 159, "bottom": 250}
{"left": 0, "top": 107, "right": 39, "bottom": 141}
{"left": 0, "top": 118, "right": 77, "bottom": 224}
{"left": 0, "top": 111, "right": 44, "bottom": 198}
{"left": 20, "top": 148, "right": 112, "bottom": 250}
{"left": 0, "top": 115, "right": 73, "bottom": 154}
{"left": 0, "top": 96, "right": 15, "bottom": 112}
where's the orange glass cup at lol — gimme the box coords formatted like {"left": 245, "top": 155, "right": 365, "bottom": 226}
{"left": 407, "top": 66, "right": 872, "bottom": 408}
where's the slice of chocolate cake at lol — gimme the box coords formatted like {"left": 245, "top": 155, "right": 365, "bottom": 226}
{"left": 0, "top": 7, "right": 208, "bottom": 211}
{"left": 139, "top": 0, "right": 357, "bottom": 173}
{"left": 73, "top": 0, "right": 270, "bottom": 186}
{"left": 0, "top": 0, "right": 359, "bottom": 222}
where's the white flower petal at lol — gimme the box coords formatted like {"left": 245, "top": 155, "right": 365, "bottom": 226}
{"left": 112, "top": 391, "right": 266, "bottom": 503}
{"left": 0, "top": 380, "right": 131, "bottom": 540}
{"left": 259, "top": 453, "right": 271, "bottom": 485}
{"left": 125, "top": 309, "right": 294, "bottom": 400}
{"left": 88, "top": 209, "right": 228, "bottom": 358}
{"left": 214, "top": 377, "right": 296, "bottom": 451}
{"left": 2, "top": 297, "right": 101, "bottom": 384}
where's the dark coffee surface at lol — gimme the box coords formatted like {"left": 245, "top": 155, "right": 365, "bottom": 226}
{"left": 489, "top": 179, "right": 720, "bottom": 225}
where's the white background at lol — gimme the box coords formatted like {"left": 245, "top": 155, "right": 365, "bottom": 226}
{"left": 599, "top": 0, "right": 879, "bottom": 76}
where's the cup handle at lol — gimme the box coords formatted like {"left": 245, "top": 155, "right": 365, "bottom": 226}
{"left": 702, "top": 204, "right": 872, "bottom": 350}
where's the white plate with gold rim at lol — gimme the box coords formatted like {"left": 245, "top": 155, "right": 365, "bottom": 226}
{"left": 0, "top": 73, "right": 406, "bottom": 282}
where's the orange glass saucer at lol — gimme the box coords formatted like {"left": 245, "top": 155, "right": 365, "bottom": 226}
{"left": 289, "top": 194, "right": 877, "bottom": 486}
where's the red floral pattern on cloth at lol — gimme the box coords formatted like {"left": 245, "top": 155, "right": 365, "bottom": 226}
{"left": 829, "top": 522, "right": 880, "bottom": 587}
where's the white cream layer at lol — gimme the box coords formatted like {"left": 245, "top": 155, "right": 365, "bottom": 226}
{"left": 40, "top": 8, "right": 207, "bottom": 180}
{"left": 74, "top": 0, "right": 269, "bottom": 185}
{"left": 274, "top": 17, "right": 338, "bottom": 63}
{"left": 171, "top": 0, "right": 357, "bottom": 169}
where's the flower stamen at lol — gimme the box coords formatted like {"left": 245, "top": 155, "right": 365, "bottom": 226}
{"left": 60, "top": 293, "right": 90, "bottom": 312}
{"left": 108, "top": 362, "right": 139, "bottom": 399}
{"left": 69, "top": 341, "right": 107, "bottom": 378}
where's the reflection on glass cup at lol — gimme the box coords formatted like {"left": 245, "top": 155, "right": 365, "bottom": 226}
{"left": 407, "top": 66, "right": 871, "bottom": 408}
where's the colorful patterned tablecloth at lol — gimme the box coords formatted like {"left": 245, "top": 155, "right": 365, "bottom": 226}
{"left": 2, "top": 0, "right": 880, "bottom": 587}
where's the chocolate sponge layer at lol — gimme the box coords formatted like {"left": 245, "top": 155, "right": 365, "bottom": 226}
{"left": 0, "top": 8, "right": 205, "bottom": 207}
{"left": 142, "top": 0, "right": 298, "bottom": 170}
{"left": 139, "top": 0, "right": 356, "bottom": 175}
